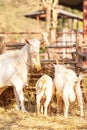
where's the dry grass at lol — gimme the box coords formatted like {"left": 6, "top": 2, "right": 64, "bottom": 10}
{"left": 0, "top": 105, "right": 87, "bottom": 130}
{"left": 0, "top": 69, "right": 87, "bottom": 130}
{"left": 0, "top": 81, "right": 87, "bottom": 130}
{"left": 0, "top": 0, "right": 42, "bottom": 32}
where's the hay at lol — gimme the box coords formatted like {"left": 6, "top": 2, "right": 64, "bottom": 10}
{"left": 0, "top": 68, "right": 87, "bottom": 130}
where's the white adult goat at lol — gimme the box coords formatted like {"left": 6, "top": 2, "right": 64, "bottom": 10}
{"left": 0, "top": 38, "right": 41, "bottom": 111}
{"left": 53, "top": 64, "right": 84, "bottom": 118}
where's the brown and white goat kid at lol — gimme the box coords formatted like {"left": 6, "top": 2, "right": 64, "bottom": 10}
{"left": 36, "top": 74, "right": 53, "bottom": 117}
{"left": 53, "top": 64, "right": 84, "bottom": 118}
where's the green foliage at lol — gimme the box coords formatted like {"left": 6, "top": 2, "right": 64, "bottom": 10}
{"left": 39, "top": 47, "right": 46, "bottom": 53}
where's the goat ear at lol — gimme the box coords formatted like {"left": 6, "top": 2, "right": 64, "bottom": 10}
{"left": 25, "top": 39, "right": 31, "bottom": 44}
{"left": 40, "top": 41, "right": 46, "bottom": 50}
{"left": 40, "top": 41, "right": 46, "bottom": 47}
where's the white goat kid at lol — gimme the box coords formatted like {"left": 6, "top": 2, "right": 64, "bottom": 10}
{"left": 36, "top": 74, "right": 53, "bottom": 117}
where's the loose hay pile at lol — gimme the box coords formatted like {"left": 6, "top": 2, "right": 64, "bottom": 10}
{"left": 0, "top": 66, "right": 87, "bottom": 130}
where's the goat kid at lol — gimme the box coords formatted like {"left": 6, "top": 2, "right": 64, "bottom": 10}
{"left": 36, "top": 74, "right": 53, "bottom": 117}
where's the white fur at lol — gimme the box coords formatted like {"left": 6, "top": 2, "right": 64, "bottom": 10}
{"left": 36, "top": 74, "right": 53, "bottom": 117}
{"left": 54, "top": 64, "right": 84, "bottom": 117}
{"left": 0, "top": 39, "right": 41, "bottom": 111}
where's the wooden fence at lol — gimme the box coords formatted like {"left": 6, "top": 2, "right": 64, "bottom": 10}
{"left": 1, "top": 31, "right": 87, "bottom": 65}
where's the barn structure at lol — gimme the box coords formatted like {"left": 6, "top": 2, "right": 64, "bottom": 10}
{"left": 24, "top": 6, "right": 83, "bottom": 60}
{"left": 58, "top": 0, "right": 87, "bottom": 41}
{"left": 24, "top": 9, "right": 83, "bottom": 32}
{"left": 24, "top": 0, "right": 87, "bottom": 43}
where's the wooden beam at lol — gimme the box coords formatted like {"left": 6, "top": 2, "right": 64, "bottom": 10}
{"left": 83, "top": 0, "right": 87, "bottom": 41}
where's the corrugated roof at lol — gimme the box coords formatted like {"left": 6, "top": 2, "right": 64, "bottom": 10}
{"left": 58, "top": 9, "right": 83, "bottom": 21}
{"left": 24, "top": 9, "right": 83, "bottom": 21}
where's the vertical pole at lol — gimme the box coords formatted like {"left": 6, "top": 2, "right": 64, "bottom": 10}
{"left": 36, "top": 16, "right": 40, "bottom": 32}
{"left": 36, "top": 16, "right": 40, "bottom": 39}
{"left": 76, "top": 20, "right": 79, "bottom": 52}
{"left": 83, "top": 0, "right": 87, "bottom": 42}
